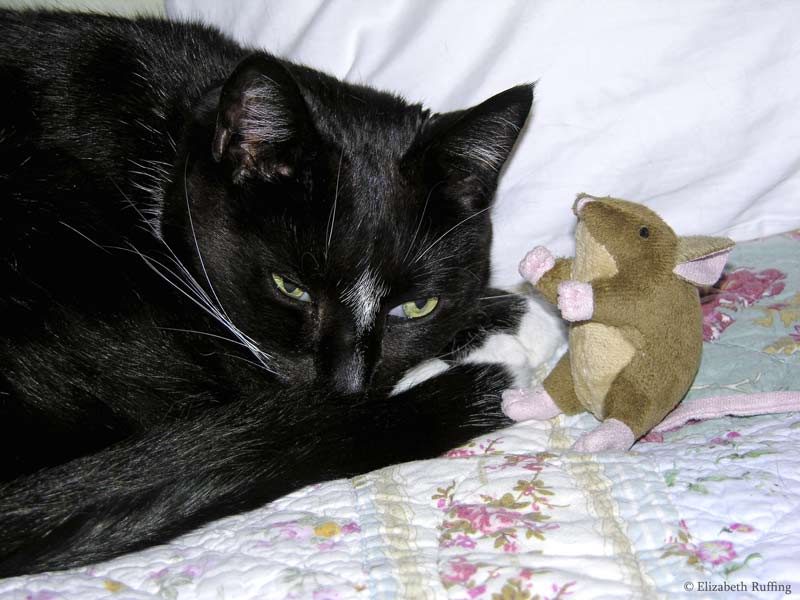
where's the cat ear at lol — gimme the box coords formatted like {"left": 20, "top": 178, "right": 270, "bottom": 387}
{"left": 212, "top": 54, "right": 313, "bottom": 184}
{"left": 420, "top": 84, "right": 533, "bottom": 209}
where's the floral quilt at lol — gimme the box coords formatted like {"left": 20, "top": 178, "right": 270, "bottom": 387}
{"left": 1, "top": 230, "right": 798, "bottom": 600}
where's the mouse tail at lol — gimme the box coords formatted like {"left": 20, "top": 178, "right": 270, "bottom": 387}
{"left": 651, "top": 391, "right": 800, "bottom": 433}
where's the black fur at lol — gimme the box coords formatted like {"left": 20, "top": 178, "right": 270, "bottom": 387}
{"left": 0, "top": 10, "right": 532, "bottom": 576}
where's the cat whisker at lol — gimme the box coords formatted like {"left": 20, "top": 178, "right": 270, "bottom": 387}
{"left": 478, "top": 293, "right": 518, "bottom": 300}
{"left": 165, "top": 267, "right": 274, "bottom": 371}
{"left": 108, "top": 177, "right": 277, "bottom": 375}
{"left": 125, "top": 242, "right": 276, "bottom": 375}
{"left": 464, "top": 268, "right": 482, "bottom": 283}
{"left": 176, "top": 187, "right": 272, "bottom": 360}
{"left": 154, "top": 251, "right": 274, "bottom": 370}
{"left": 156, "top": 327, "right": 252, "bottom": 350}
{"left": 418, "top": 251, "right": 459, "bottom": 269}
{"left": 325, "top": 148, "right": 344, "bottom": 262}
{"left": 182, "top": 154, "right": 228, "bottom": 321}
{"left": 221, "top": 352, "right": 275, "bottom": 373}
{"left": 412, "top": 206, "right": 492, "bottom": 264}
{"left": 403, "top": 180, "right": 443, "bottom": 264}
{"left": 58, "top": 221, "right": 111, "bottom": 254}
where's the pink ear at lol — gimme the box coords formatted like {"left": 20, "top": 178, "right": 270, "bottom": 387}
{"left": 673, "top": 249, "right": 732, "bottom": 286}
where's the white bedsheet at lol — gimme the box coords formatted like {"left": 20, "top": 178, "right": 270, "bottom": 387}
{"left": 168, "top": 0, "right": 800, "bottom": 289}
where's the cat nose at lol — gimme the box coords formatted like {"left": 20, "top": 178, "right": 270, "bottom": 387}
{"left": 318, "top": 325, "right": 380, "bottom": 395}
{"left": 333, "top": 353, "right": 369, "bottom": 395}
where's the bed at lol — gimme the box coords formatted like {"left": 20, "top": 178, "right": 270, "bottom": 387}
{"left": 1, "top": 229, "right": 798, "bottom": 599}
{"left": 2, "top": 2, "right": 799, "bottom": 598}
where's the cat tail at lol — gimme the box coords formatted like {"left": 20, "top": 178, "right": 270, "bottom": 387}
{"left": 0, "top": 363, "right": 512, "bottom": 576}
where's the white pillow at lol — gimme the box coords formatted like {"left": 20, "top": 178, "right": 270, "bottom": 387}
{"left": 168, "top": 0, "right": 800, "bottom": 288}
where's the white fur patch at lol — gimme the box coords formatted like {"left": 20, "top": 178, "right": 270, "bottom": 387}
{"left": 389, "top": 291, "right": 567, "bottom": 394}
{"left": 340, "top": 268, "right": 389, "bottom": 334}
{"left": 462, "top": 333, "right": 529, "bottom": 387}
{"left": 339, "top": 353, "right": 366, "bottom": 394}
{"left": 462, "top": 294, "right": 566, "bottom": 388}
{"left": 390, "top": 358, "right": 451, "bottom": 396}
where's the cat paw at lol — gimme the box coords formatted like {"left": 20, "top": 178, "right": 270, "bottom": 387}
{"left": 519, "top": 246, "right": 555, "bottom": 285}
{"left": 572, "top": 418, "right": 635, "bottom": 452}
{"left": 501, "top": 386, "right": 562, "bottom": 421}
{"left": 557, "top": 280, "right": 593, "bottom": 321}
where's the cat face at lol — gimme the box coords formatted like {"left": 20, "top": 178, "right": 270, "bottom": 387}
{"left": 165, "top": 55, "right": 532, "bottom": 395}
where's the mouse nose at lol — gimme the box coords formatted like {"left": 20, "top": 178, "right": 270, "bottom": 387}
{"left": 573, "top": 195, "right": 595, "bottom": 215}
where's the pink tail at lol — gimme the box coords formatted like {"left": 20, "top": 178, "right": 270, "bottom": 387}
{"left": 652, "top": 392, "right": 800, "bottom": 433}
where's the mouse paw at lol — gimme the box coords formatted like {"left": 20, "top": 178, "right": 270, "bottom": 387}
{"left": 519, "top": 246, "right": 555, "bottom": 285}
{"left": 501, "top": 386, "right": 562, "bottom": 421}
{"left": 572, "top": 418, "right": 635, "bottom": 452}
{"left": 557, "top": 280, "right": 593, "bottom": 321}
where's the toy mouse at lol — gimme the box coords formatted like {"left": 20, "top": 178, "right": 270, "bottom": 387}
{"left": 502, "top": 194, "right": 735, "bottom": 451}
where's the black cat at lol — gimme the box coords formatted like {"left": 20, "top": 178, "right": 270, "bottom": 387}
{"left": 0, "top": 10, "right": 533, "bottom": 576}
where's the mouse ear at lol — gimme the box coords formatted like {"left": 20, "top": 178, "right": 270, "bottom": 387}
{"left": 673, "top": 236, "right": 735, "bottom": 285}
{"left": 212, "top": 54, "right": 314, "bottom": 184}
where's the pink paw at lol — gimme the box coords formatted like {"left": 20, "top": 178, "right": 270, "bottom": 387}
{"left": 572, "top": 418, "right": 635, "bottom": 452}
{"left": 501, "top": 386, "right": 562, "bottom": 421}
{"left": 518, "top": 246, "right": 555, "bottom": 285}
{"left": 557, "top": 280, "right": 594, "bottom": 321}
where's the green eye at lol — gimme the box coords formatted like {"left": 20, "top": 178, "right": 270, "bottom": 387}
{"left": 272, "top": 273, "right": 311, "bottom": 303}
{"left": 389, "top": 297, "right": 439, "bottom": 319}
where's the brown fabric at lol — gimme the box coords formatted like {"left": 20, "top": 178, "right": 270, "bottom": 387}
{"left": 676, "top": 235, "right": 735, "bottom": 265}
{"left": 542, "top": 353, "right": 584, "bottom": 415}
{"left": 535, "top": 257, "right": 573, "bottom": 305}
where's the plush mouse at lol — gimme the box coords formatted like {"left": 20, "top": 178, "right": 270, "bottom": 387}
{"left": 502, "top": 194, "right": 735, "bottom": 451}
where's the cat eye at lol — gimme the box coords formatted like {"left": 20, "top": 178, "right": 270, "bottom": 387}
{"left": 388, "top": 297, "right": 439, "bottom": 320}
{"left": 271, "top": 273, "right": 311, "bottom": 303}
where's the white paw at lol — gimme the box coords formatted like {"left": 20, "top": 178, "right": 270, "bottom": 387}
{"left": 390, "top": 358, "right": 450, "bottom": 396}
{"left": 463, "top": 333, "right": 529, "bottom": 387}
{"left": 519, "top": 246, "right": 555, "bottom": 285}
{"left": 557, "top": 280, "right": 594, "bottom": 322}
{"left": 463, "top": 295, "right": 567, "bottom": 389}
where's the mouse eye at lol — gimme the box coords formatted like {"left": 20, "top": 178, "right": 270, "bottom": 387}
{"left": 271, "top": 273, "right": 312, "bottom": 303}
{"left": 639, "top": 226, "right": 650, "bottom": 239}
